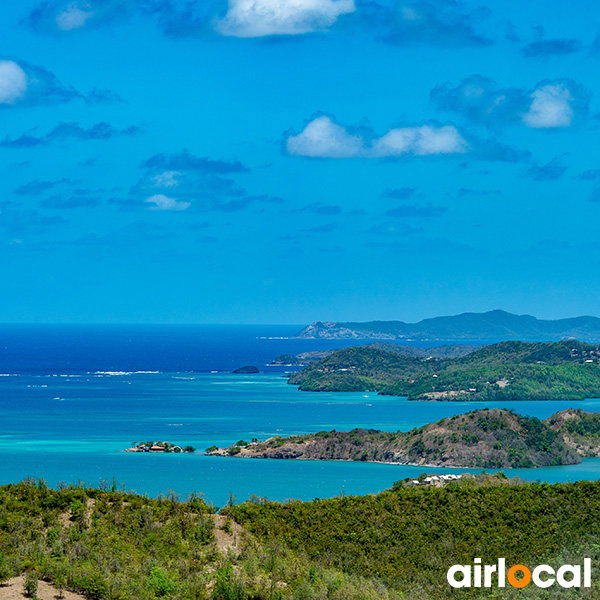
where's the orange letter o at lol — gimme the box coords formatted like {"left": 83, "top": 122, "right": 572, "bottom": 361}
{"left": 507, "top": 565, "right": 531, "bottom": 588}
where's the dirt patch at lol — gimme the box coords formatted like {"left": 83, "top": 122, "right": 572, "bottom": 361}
{"left": 211, "top": 514, "right": 244, "bottom": 555}
{"left": 0, "top": 576, "right": 87, "bottom": 600}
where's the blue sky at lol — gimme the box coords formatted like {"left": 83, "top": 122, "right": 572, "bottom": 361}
{"left": 1, "top": 0, "right": 599, "bottom": 324}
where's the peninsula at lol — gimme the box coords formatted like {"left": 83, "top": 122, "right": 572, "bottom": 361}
{"left": 206, "top": 408, "right": 583, "bottom": 469}
{"left": 295, "top": 309, "right": 600, "bottom": 341}
{"left": 288, "top": 340, "right": 600, "bottom": 401}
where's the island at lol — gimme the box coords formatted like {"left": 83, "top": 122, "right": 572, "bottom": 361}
{"left": 288, "top": 340, "right": 600, "bottom": 401}
{"left": 294, "top": 309, "right": 600, "bottom": 340}
{"left": 205, "top": 407, "right": 600, "bottom": 468}
{"left": 125, "top": 441, "right": 196, "bottom": 453}
{"left": 232, "top": 365, "right": 260, "bottom": 374}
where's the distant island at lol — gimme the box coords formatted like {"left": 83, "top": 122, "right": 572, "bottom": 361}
{"left": 206, "top": 408, "right": 600, "bottom": 468}
{"left": 125, "top": 441, "right": 196, "bottom": 453}
{"left": 232, "top": 365, "right": 260, "bottom": 374}
{"left": 288, "top": 340, "right": 600, "bottom": 401}
{"left": 295, "top": 309, "right": 600, "bottom": 341}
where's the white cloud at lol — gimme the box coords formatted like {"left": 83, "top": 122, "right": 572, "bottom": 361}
{"left": 286, "top": 116, "right": 364, "bottom": 158}
{"left": 217, "top": 0, "right": 356, "bottom": 37}
{"left": 372, "top": 125, "right": 468, "bottom": 156}
{"left": 56, "top": 2, "right": 95, "bottom": 31}
{"left": 286, "top": 117, "right": 468, "bottom": 158}
{"left": 145, "top": 194, "right": 190, "bottom": 211}
{"left": 0, "top": 61, "right": 28, "bottom": 105}
{"left": 522, "top": 84, "right": 574, "bottom": 128}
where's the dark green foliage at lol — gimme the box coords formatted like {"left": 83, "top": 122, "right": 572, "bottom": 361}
{"left": 226, "top": 475, "right": 600, "bottom": 599}
{"left": 289, "top": 340, "right": 600, "bottom": 401}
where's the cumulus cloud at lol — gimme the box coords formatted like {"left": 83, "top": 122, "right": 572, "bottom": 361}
{"left": 522, "top": 84, "right": 578, "bottom": 128}
{"left": 286, "top": 115, "right": 468, "bottom": 158}
{"left": 145, "top": 194, "right": 190, "bottom": 211}
{"left": 217, "top": 0, "right": 356, "bottom": 37}
{"left": 372, "top": 125, "right": 468, "bottom": 156}
{"left": 432, "top": 76, "right": 590, "bottom": 129}
{"left": 286, "top": 116, "right": 364, "bottom": 158}
{"left": 0, "top": 61, "right": 28, "bottom": 105}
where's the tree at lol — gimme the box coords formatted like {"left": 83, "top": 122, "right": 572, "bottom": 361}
{"left": 23, "top": 572, "right": 37, "bottom": 598}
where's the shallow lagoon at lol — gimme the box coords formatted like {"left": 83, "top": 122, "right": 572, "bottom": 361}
{"left": 2, "top": 370, "right": 600, "bottom": 507}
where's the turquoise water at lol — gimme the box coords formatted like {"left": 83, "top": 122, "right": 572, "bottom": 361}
{"left": 2, "top": 370, "right": 600, "bottom": 507}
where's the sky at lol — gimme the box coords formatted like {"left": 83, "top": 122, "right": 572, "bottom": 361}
{"left": 0, "top": 0, "right": 599, "bottom": 324}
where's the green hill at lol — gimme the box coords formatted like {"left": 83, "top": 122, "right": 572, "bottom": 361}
{"left": 207, "top": 408, "right": 580, "bottom": 468}
{"left": 4, "top": 476, "right": 600, "bottom": 599}
{"left": 288, "top": 340, "right": 600, "bottom": 401}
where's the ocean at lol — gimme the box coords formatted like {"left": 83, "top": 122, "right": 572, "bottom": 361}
{"left": 1, "top": 324, "right": 599, "bottom": 507}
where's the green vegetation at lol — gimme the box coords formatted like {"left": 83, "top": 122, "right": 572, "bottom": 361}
{"left": 207, "top": 408, "right": 581, "bottom": 468}
{"left": 0, "top": 478, "right": 404, "bottom": 600}
{"left": 289, "top": 340, "right": 600, "bottom": 401}
{"left": 4, "top": 476, "right": 600, "bottom": 599}
{"left": 225, "top": 474, "right": 600, "bottom": 599}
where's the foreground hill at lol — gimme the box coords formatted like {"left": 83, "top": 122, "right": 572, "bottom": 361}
{"left": 207, "top": 408, "right": 580, "bottom": 468}
{"left": 295, "top": 309, "right": 600, "bottom": 340}
{"left": 5, "top": 477, "right": 600, "bottom": 599}
{"left": 225, "top": 475, "right": 600, "bottom": 599}
{"left": 288, "top": 340, "right": 600, "bottom": 401}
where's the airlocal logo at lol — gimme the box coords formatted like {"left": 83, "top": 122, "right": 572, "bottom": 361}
{"left": 447, "top": 558, "right": 592, "bottom": 589}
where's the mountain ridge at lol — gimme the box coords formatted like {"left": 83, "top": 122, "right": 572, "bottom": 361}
{"left": 295, "top": 309, "right": 600, "bottom": 341}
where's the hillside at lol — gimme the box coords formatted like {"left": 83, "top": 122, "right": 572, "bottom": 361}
{"left": 546, "top": 408, "right": 600, "bottom": 457}
{"left": 288, "top": 340, "right": 600, "bottom": 401}
{"left": 225, "top": 475, "right": 600, "bottom": 599}
{"left": 5, "top": 477, "right": 600, "bottom": 599}
{"left": 207, "top": 408, "right": 580, "bottom": 468}
{"left": 295, "top": 309, "right": 600, "bottom": 340}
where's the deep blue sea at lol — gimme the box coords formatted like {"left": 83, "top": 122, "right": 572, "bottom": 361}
{"left": 1, "top": 324, "right": 600, "bottom": 507}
